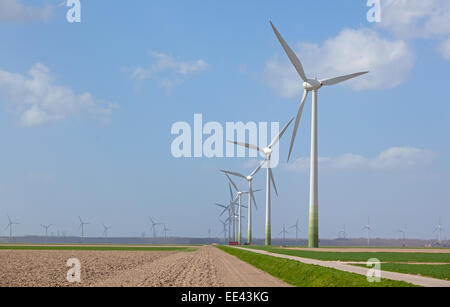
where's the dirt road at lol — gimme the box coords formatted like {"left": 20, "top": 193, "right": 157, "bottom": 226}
{"left": 95, "top": 246, "right": 289, "bottom": 287}
{"left": 0, "top": 246, "right": 288, "bottom": 287}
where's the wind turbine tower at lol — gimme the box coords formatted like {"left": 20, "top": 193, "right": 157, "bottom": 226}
{"left": 270, "top": 22, "right": 368, "bottom": 248}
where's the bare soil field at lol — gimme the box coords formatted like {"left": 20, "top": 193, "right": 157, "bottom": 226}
{"left": 286, "top": 248, "right": 450, "bottom": 254}
{"left": 0, "top": 246, "right": 288, "bottom": 287}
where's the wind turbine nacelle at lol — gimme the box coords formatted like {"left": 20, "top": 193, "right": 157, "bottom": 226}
{"left": 263, "top": 147, "right": 273, "bottom": 156}
{"left": 303, "top": 79, "right": 322, "bottom": 91}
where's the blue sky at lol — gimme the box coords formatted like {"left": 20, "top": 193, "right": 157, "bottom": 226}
{"left": 0, "top": 0, "right": 449, "bottom": 240}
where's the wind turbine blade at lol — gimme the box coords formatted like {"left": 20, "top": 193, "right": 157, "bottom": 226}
{"left": 270, "top": 21, "right": 308, "bottom": 82}
{"left": 227, "top": 140, "right": 264, "bottom": 154}
{"left": 251, "top": 160, "right": 267, "bottom": 177}
{"left": 287, "top": 90, "right": 309, "bottom": 162}
{"left": 250, "top": 188, "right": 258, "bottom": 210}
{"left": 269, "top": 118, "right": 294, "bottom": 148}
{"left": 221, "top": 170, "right": 246, "bottom": 180}
{"left": 228, "top": 183, "right": 234, "bottom": 201}
{"left": 269, "top": 168, "right": 278, "bottom": 197}
{"left": 320, "top": 71, "right": 369, "bottom": 86}
{"left": 225, "top": 174, "right": 239, "bottom": 192}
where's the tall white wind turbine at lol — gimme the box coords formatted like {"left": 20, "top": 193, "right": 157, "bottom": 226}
{"left": 270, "top": 22, "right": 369, "bottom": 248}
{"left": 228, "top": 118, "right": 293, "bottom": 246}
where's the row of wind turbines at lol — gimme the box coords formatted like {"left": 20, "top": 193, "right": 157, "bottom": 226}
{"left": 1, "top": 215, "right": 172, "bottom": 242}
{"left": 213, "top": 22, "right": 369, "bottom": 247}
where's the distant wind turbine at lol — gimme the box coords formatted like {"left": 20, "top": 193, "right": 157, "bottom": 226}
{"left": 280, "top": 224, "right": 289, "bottom": 245}
{"left": 5, "top": 215, "right": 19, "bottom": 243}
{"left": 162, "top": 224, "right": 171, "bottom": 240}
{"left": 290, "top": 218, "right": 301, "bottom": 245}
{"left": 149, "top": 217, "right": 162, "bottom": 239}
{"left": 228, "top": 118, "right": 294, "bottom": 246}
{"left": 219, "top": 219, "right": 228, "bottom": 244}
{"left": 40, "top": 224, "right": 52, "bottom": 240}
{"left": 363, "top": 218, "right": 372, "bottom": 247}
{"left": 270, "top": 22, "right": 368, "bottom": 248}
{"left": 435, "top": 219, "right": 444, "bottom": 244}
{"left": 338, "top": 225, "right": 347, "bottom": 239}
{"left": 102, "top": 223, "right": 111, "bottom": 238}
{"left": 78, "top": 216, "right": 89, "bottom": 240}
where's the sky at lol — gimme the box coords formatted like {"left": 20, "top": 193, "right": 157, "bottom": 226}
{"left": 0, "top": 0, "right": 449, "bottom": 240}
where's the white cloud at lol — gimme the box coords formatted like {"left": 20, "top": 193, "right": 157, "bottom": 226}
{"left": 0, "top": 63, "right": 117, "bottom": 126}
{"left": 131, "top": 51, "right": 209, "bottom": 91}
{"left": 265, "top": 28, "right": 414, "bottom": 97}
{"left": 0, "top": 0, "right": 52, "bottom": 22}
{"left": 439, "top": 37, "right": 450, "bottom": 60}
{"left": 284, "top": 147, "right": 435, "bottom": 173}
{"left": 380, "top": 0, "right": 450, "bottom": 39}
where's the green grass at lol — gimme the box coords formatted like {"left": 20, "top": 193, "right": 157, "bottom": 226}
{"left": 353, "top": 263, "right": 450, "bottom": 281}
{"left": 218, "top": 246, "right": 415, "bottom": 287}
{"left": 0, "top": 245, "right": 196, "bottom": 252}
{"left": 247, "top": 246, "right": 450, "bottom": 263}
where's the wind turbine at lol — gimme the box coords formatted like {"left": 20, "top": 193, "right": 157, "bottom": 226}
{"left": 228, "top": 118, "right": 294, "bottom": 246}
{"left": 215, "top": 203, "right": 233, "bottom": 242}
{"left": 398, "top": 228, "right": 407, "bottom": 246}
{"left": 270, "top": 22, "right": 369, "bottom": 248}
{"left": 220, "top": 163, "right": 263, "bottom": 245}
{"left": 162, "top": 224, "right": 171, "bottom": 240}
{"left": 290, "top": 218, "right": 301, "bottom": 245}
{"left": 149, "top": 217, "right": 162, "bottom": 239}
{"left": 338, "top": 225, "right": 347, "bottom": 239}
{"left": 363, "top": 218, "right": 372, "bottom": 247}
{"left": 102, "top": 223, "right": 111, "bottom": 238}
{"left": 225, "top": 174, "right": 257, "bottom": 245}
{"left": 280, "top": 224, "right": 289, "bottom": 245}
{"left": 219, "top": 219, "right": 228, "bottom": 244}
{"left": 435, "top": 219, "right": 444, "bottom": 244}
{"left": 40, "top": 224, "right": 52, "bottom": 240}
{"left": 78, "top": 216, "right": 89, "bottom": 240}
{"left": 5, "top": 215, "right": 19, "bottom": 243}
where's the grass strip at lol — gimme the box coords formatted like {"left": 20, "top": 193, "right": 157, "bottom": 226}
{"left": 353, "top": 263, "right": 450, "bottom": 281}
{"left": 247, "top": 246, "right": 450, "bottom": 263}
{"left": 218, "top": 246, "right": 415, "bottom": 287}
